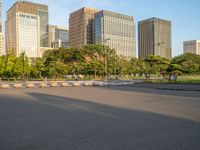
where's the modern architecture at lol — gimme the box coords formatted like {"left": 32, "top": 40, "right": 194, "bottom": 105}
{"left": 69, "top": 7, "right": 98, "bottom": 48}
{"left": 49, "top": 25, "right": 69, "bottom": 48}
{"left": 5, "top": 1, "right": 49, "bottom": 57}
{"left": 138, "top": 17, "right": 172, "bottom": 59}
{"left": 0, "top": 0, "right": 3, "bottom": 56}
{"left": 183, "top": 40, "right": 200, "bottom": 55}
{"left": 94, "top": 10, "right": 136, "bottom": 59}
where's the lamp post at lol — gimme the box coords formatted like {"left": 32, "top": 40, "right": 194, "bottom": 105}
{"left": 22, "top": 51, "right": 26, "bottom": 83}
{"left": 103, "top": 38, "right": 110, "bottom": 81}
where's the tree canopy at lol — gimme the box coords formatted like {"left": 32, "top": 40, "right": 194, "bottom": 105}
{"left": 1, "top": 45, "right": 200, "bottom": 80}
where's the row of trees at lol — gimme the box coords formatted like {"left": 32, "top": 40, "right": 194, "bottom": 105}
{"left": 0, "top": 44, "right": 200, "bottom": 81}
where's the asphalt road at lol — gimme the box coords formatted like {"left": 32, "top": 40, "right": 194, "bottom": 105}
{"left": 0, "top": 86, "right": 200, "bottom": 150}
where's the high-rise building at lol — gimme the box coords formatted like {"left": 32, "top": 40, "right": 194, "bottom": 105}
{"left": 49, "top": 25, "right": 69, "bottom": 48}
{"left": 69, "top": 7, "right": 98, "bottom": 48}
{"left": 138, "top": 17, "right": 172, "bottom": 59}
{"left": 183, "top": 40, "right": 200, "bottom": 55}
{"left": 0, "top": 0, "right": 3, "bottom": 56}
{"left": 5, "top": 1, "right": 49, "bottom": 57}
{"left": 94, "top": 10, "right": 136, "bottom": 59}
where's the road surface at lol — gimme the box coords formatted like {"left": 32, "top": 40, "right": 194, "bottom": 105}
{"left": 0, "top": 86, "right": 200, "bottom": 150}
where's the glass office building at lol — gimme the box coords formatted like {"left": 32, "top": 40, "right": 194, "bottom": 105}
{"left": 0, "top": 0, "right": 3, "bottom": 56}
{"left": 5, "top": 1, "right": 49, "bottom": 57}
{"left": 49, "top": 25, "right": 69, "bottom": 48}
{"left": 138, "top": 18, "right": 172, "bottom": 59}
{"left": 94, "top": 10, "right": 136, "bottom": 59}
{"left": 69, "top": 7, "right": 98, "bottom": 48}
{"left": 35, "top": 3, "right": 49, "bottom": 47}
{"left": 18, "top": 13, "right": 39, "bottom": 57}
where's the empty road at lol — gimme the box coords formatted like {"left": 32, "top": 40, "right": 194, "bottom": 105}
{"left": 0, "top": 86, "right": 200, "bottom": 150}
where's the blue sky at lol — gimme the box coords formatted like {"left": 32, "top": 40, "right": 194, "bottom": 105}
{"left": 2, "top": 0, "right": 200, "bottom": 57}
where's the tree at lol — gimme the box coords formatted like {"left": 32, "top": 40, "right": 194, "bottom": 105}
{"left": 4, "top": 55, "right": 16, "bottom": 79}
{"left": 172, "top": 53, "right": 200, "bottom": 74}
{"left": 30, "top": 58, "right": 46, "bottom": 78}
{"left": 166, "top": 63, "right": 183, "bottom": 82}
{"left": 144, "top": 55, "right": 170, "bottom": 79}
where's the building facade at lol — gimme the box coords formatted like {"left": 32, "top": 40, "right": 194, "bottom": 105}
{"left": 5, "top": 1, "right": 49, "bottom": 57}
{"left": 183, "top": 40, "right": 200, "bottom": 55}
{"left": 138, "top": 18, "right": 172, "bottom": 59}
{"left": 94, "top": 10, "right": 136, "bottom": 59}
{"left": 0, "top": 0, "right": 3, "bottom": 56}
{"left": 49, "top": 25, "right": 69, "bottom": 48}
{"left": 69, "top": 7, "right": 98, "bottom": 48}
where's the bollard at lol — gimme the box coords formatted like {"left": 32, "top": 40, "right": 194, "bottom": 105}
{"left": 50, "top": 82, "right": 58, "bottom": 87}
{"left": 0, "top": 84, "right": 10, "bottom": 89}
{"left": 73, "top": 81, "right": 81, "bottom": 87}
{"left": 39, "top": 83, "right": 48, "bottom": 88}
{"left": 13, "top": 83, "right": 23, "bottom": 88}
{"left": 61, "top": 82, "right": 71, "bottom": 87}
{"left": 26, "top": 83, "right": 35, "bottom": 88}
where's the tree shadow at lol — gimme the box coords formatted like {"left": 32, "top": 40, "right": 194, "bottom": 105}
{"left": 0, "top": 92, "right": 199, "bottom": 150}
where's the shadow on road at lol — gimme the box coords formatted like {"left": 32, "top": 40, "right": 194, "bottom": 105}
{"left": 0, "top": 92, "right": 200, "bottom": 150}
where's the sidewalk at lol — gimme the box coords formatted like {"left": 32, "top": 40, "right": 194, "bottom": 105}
{"left": 133, "top": 83, "right": 200, "bottom": 91}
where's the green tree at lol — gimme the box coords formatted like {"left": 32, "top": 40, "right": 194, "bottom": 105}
{"left": 144, "top": 55, "right": 170, "bottom": 79}
{"left": 30, "top": 58, "right": 46, "bottom": 78}
{"left": 172, "top": 53, "right": 200, "bottom": 74}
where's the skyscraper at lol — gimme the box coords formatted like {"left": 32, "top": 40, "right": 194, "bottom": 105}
{"left": 94, "top": 10, "right": 136, "bottom": 59}
{"left": 0, "top": 0, "right": 3, "bottom": 56}
{"left": 5, "top": 1, "right": 49, "bottom": 57}
{"left": 138, "top": 18, "right": 172, "bottom": 59}
{"left": 69, "top": 7, "right": 98, "bottom": 48}
{"left": 49, "top": 25, "right": 69, "bottom": 48}
{"left": 183, "top": 40, "right": 200, "bottom": 55}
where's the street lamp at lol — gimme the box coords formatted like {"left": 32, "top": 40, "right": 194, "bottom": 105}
{"left": 22, "top": 51, "right": 26, "bottom": 83}
{"left": 103, "top": 38, "right": 110, "bottom": 81}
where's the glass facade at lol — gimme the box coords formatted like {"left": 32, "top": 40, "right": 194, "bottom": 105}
{"left": 0, "top": 0, "right": 3, "bottom": 56}
{"left": 138, "top": 18, "right": 172, "bottom": 59}
{"left": 18, "top": 13, "right": 39, "bottom": 57}
{"left": 5, "top": 1, "right": 49, "bottom": 57}
{"left": 55, "top": 28, "right": 68, "bottom": 42}
{"left": 69, "top": 7, "right": 98, "bottom": 48}
{"left": 94, "top": 10, "right": 136, "bottom": 59}
{"left": 49, "top": 25, "right": 69, "bottom": 48}
{"left": 36, "top": 4, "right": 49, "bottom": 47}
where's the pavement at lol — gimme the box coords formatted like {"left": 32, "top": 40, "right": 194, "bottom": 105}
{"left": 0, "top": 86, "right": 200, "bottom": 150}
{"left": 132, "top": 82, "right": 200, "bottom": 91}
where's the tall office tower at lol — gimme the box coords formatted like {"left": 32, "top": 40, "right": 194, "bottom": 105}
{"left": 0, "top": 0, "right": 3, "bottom": 56}
{"left": 49, "top": 25, "right": 69, "bottom": 48}
{"left": 94, "top": 10, "right": 136, "bottom": 59}
{"left": 69, "top": 7, "right": 98, "bottom": 48}
{"left": 138, "top": 18, "right": 172, "bottom": 59}
{"left": 183, "top": 40, "right": 200, "bottom": 55}
{"left": 5, "top": 1, "right": 49, "bottom": 57}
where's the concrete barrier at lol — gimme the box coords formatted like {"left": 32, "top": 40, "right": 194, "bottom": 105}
{"left": 13, "top": 83, "right": 23, "bottom": 88}
{"left": 39, "top": 83, "right": 48, "bottom": 88}
{"left": 83, "top": 81, "right": 93, "bottom": 86}
{"left": 93, "top": 82, "right": 98, "bottom": 86}
{"left": 26, "top": 83, "right": 35, "bottom": 88}
{"left": 0, "top": 84, "right": 10, "bottom": 89}
{"left": 61, "top": 82, "right": 71, "bottom": 87}
{"left": 73, "top": 81, "right": 81, "bottom": 87}
{"left": 50, "top": 82, "right": 58, "bottom": 87}
{"left": 98, "top": 82, "right": 107, "bottom": 86}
